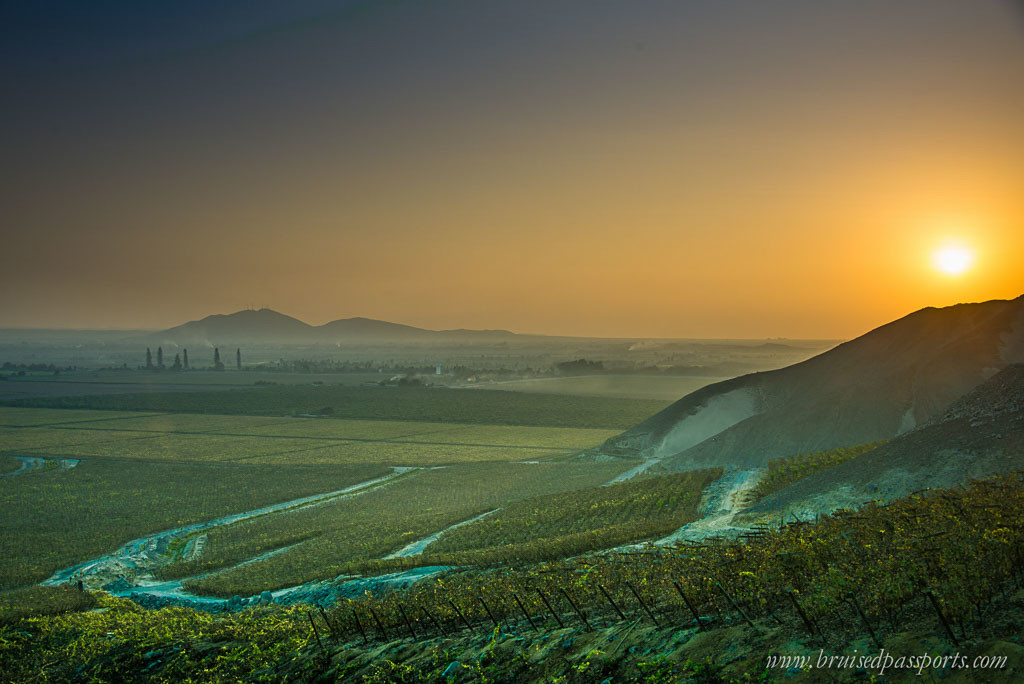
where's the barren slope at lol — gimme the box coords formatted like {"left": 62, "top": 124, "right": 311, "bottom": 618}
{"left": 584, "top": 295, "right": 1024, "bottom": 471}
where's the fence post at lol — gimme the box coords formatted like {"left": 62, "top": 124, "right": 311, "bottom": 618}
{"left": 397, "top": 603, "right": 418, "bottom": 640}
{"left": 447, "top": 597, "right": 474, "bottom": 632}
{"left": 351, "top": 609, "right": 368, "bottom": 644}
{"left": 559, "top": 586, "right": 592, "bottom": 631}
{"left": 715, "top": 582, "right": 754, "bottom": 628}
{"left": 626, "top": 581, "right": 660, "bottom": 628}
{"left": 369, "top": 607, "right": 389, "bottom": 641}
{"left": 925, "top": 591, "right": 959, "bottom": 647}
{"left": 478, "top": 595, "right": 500, "bottom": 631}
{"left": 599, "top": 584, "right": 627, "bottom": 622}
{"left": 536, "top": 588, "right": 565, "bottom": 629}
{"left": 672, "top": 580, "right": 703, "bottom": 631}
{"left": 513, "top": 592, "right": 539, "bottom": 633}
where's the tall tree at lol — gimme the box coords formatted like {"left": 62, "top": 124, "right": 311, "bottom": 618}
{"left": 236, "top": 348, "right": 241, "bottom": 370}
{"left": 183, "top": 349, "right": 189, "bottom": 370}
{"left": 171, "top": 353, "right": 182, "bottom": 371}
{"left": 157, "top": 347, "right": 164, "bottom": 369}
{"left": 145, "top": 348, "right": 153, "bottom": 369}
{"left": 214, "top": 347, "right": 224, "bottom": 371}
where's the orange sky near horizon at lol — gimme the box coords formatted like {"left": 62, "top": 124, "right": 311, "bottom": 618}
{"left": 1, "top": 1, "right": 1021, "bottom": 339}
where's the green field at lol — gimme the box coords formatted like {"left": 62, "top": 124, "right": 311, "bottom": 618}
{"left": 0, "top": 409, "right": 619, "bottom": 466}
{"left": 170, "top": 461, "right": 630, "bottom": 596}
{"left": 0, "top": 396, "right": 646, "bottom": 596}
{"left": 6, "top": 385, "right": 668, "bottom": 428}
{"left": 470, "top": 374, "right": 729, "bottom": 400}
{"left": 748, "top": 441, "right": 885, "bottom": 502}
{"left": 0, "top": 459, "right": 391, "bottom": 589}
{"left": 0, "top": 455, "right": 20, "bottom": 475}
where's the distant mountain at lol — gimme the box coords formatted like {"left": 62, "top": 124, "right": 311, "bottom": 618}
{"left": 748, "top": 363, "right": 1024, "bottom": 516}
{"left": 156, "top": 309, "right": 316, "bottom": 344}
{"left": 318, "top": 316, "right": 429, "bottom": 340}
{"left": 150, "top": 309, "right": 519, "bottom": 345}
{"left": 586, "top": 295, "right": 1024, "bottom": 470}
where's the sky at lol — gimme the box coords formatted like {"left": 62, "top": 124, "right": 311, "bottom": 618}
{"left": 1, "top": 0, "right": 1022, "bottom": 338}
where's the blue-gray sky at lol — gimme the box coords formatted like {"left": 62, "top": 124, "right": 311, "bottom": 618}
{"left": 2, "top": 1, "right": 1022, "bottom": 336}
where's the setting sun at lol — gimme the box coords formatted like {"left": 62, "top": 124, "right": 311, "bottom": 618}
{"left": 933, "top": 245, "right": 975, "bottom": 276}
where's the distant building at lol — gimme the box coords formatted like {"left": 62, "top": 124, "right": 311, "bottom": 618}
{"left": 435, "top": 363, "right": 442, "bottom": 375}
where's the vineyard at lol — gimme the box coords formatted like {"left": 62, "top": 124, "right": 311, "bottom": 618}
{"left": 2, "top": 472, "right": 1022, "bottom": 682}
{"left": 318, "top": 471, "right": 1024, "bottom": 667}
{"left": 1, "top": 455, "right": 21, "bottom": 475}
{"left": 0, "top": 404, "right": 627, "bottom": 596}
{"left": 0, "top": 411, "right": 619, "bottom": 466}
{"left": 747, "top": 441, "right": 885, "bottom": 503}
{"left": 348, "top": 469, "right": 723, "bottom": 576}
{"left": 0, "top": 458, "right": 391, "bottom": 589}
{"left": 5, "top": 385, "right": 669, "bottom": 429}
{"left": 167, "top": 461, "right": 628, "bottom": 596}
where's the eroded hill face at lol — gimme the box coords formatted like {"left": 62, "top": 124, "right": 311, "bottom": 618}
{"left": 747, "top": 363, "right": 1024, "bottom": 517}
{"left": 587, "top": 296, "right": 1024, "bottom": 471}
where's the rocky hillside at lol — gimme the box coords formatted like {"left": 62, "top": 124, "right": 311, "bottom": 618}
{"left": 585, "top": 295, "right": 1024, "bottom": 471}
{"left": 748, "top": 363, "right": 1024, "bottom": 516}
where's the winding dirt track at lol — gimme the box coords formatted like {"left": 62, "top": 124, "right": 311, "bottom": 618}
{"left": 41, "top": 467, "right": 418, "bottom": 599}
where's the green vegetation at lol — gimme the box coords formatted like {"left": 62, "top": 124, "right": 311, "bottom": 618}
{"left": 0, "top": 404, "right": 634, "bottom": 595}
{"left": 328, "top": 472, "right": 1024, "bottom": 646}
{"left": 0, "top": 459, "right": 390, "bottom": 589}
{"left": 479, "top": 374, "right": 728, "bottom": 400}
{"left": 2, "top": 473, "right": 1022, "bottom": 683}
{"left": 169, "top": 462, "right": 629, "bottom": 596}
{"left": 0, "top": 595, "right": 314, "bottom": 682}
{"left": 6, "top": 385, "right": 668, "bottom": 429}
{"left": 748, "top": 441, "right": 885, "bottom": 502}
{"left": 0, "top": 455, "right": 21, "bottom": 475}
{"left": 0, "top": 408, "right": 619, "bottom": 466}
{"left": 0, "top": 585, "right": 98, "bottom": 623}
{"left": 0, "top": 407, "right": 160, "bottom": 427}
{"left": 349, "top": 469, "right": 722, "bottom": 572}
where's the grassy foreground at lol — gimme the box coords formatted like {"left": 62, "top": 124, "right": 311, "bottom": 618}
{"left": 2, "top": 473, "right": 1023, "bottom": 682}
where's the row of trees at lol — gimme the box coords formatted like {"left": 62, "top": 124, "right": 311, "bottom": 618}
{"left": 144, "top": 347, "right": 241, "bottom": 371}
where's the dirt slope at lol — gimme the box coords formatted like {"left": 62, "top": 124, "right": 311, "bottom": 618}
{"left": 584, "top": 295, "right": 1024, "bottom": 471}
{"left": 747, "top": 363, "right": 1024, "bottom": 516}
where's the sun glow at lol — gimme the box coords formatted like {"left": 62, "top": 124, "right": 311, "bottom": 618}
{"left": 933, "top": 244, "right": 974, "bottom": 276}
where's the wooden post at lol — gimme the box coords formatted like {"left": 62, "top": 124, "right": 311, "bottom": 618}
{"left": 351, "top": 609, "right": 368, "bottom": 644}
{"left": 369, "top": 607, "right": 389, "bottom": 641}
{"left": 559, "top": 586, "right": 592, "bottom": 631}
{"left": 715, "top": 582, "right": 754, "bottom": 628}
{"left": 398, "top": 603, "right": 417, "bottom": 639}
{"left": 307, "top": 611, "right": 327, "bottom": 657}
{"left": 787, "top": 590, "right": 815, "bottom": 639}
{"left": 847, "top": 592, "right": 881, "bottom": 649}
{"left": 447, "top": 597, "right": 474, "bottom": 632}
{"left": 317, "top": 606, "right": 336, "bottom": 639}
{"left": 626, "top": 581, "right": 660, "bottom": 628}
{"left": 513, "top": 592, "right": 539, "bottom": 633}
{"left": 536, "top": 588, "right": 565, "bottom": 629}
{"left": 421, "top": 605, "right": 446, "bottom": 636}
{"left": 925, "top": 591, "right": 959, "bottom": 647}
{"left": 478, "top": 595, "right": 500, "bottom": 631}
{"left": 673, "top": 580, "right": 703, "bottom": 631}
{"left": 599, "top": 584, "right": 627, "bottom": 622}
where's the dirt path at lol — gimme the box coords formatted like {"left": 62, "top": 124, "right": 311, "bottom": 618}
{"left": 1, "top": 456, "right": 80, "bottom": 477}
{"left": 655, "top": 468, "right": 764, "bottom": 544}
{"left": 42, "top": 467, "right": 418, "bottom": 596}
{"left": 385, "top": 509, "right": 500, "bottom": 558}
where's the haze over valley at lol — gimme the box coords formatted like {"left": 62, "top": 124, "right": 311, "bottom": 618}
{"left": 1, "top": 1, "right": 1022, "bottom": 681}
